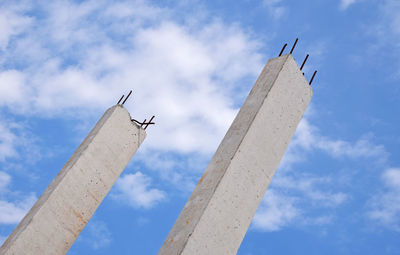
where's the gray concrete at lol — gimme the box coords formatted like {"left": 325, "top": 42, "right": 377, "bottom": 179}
{"left": 158, "top": 54, "right": 313, "bottom": 255}
{"left": 0, "top": 105, "right": 146, "bottom": 255}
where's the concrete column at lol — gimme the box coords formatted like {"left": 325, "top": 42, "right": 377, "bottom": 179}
{"left": 0, "top": 105, "right": 146, "bottom": 255}
{"left": 158, "top": 54, "right": 313, "bottom": 255}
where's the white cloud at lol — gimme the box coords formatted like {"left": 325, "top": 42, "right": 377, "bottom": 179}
{"left": 0, "top": 171, "right": 11, "bottom": 192}
{"left": 134, "top": 151, "right": 210, "bottom": 194}
{"left": 0, "top": 120, "right": 19, "bottom": 162}
{"left": 355, "top": 0, "right": 400, "bottom": 80}
{"left": 0, "top": 117, "right": 41, "bottom": 163}
{"left": 252, "top": 112, "right": 388, "bottom": 231}
{"left": 252, "top": 172, "right": 348, "bottom": 231}
{"left": 275, "top": 175, "right": 348, "bottom": 207}
{"left": 282, "top": 118, "right": 388, "bottom": 169}
{"left": 0, "top": 70, "right": 28, "bottom": 109}
{"left": 298, "top": 119, "right": 385, "bottom": 159}
{"left": 252, "top": 190, "right": 299, "bottom": 231}
{"left": 0, "top": 3, "right": 32, "bottom": 50}
{"left": 85, "top": 221, "right": 112, "bottom": 250}
{"left": 113, "top": 172, "right": 165, "bottom": 209}
{"left": 0, "top": 0, "right": 263, "bottom": 156}
{"left": 340, "top": 0, "right": 359, "bottom": 10}
{"left": 382, "top": 168, "right": 400, "bottom": 188}
{"left": 0, "top": 193, "right": 36, "bottom": 224}
{"left": 380, "top": 0, "right": 400, "bottom": 36}
{"left": 367, "top": 168, "right": 400, "bottom": 231}
{"left": 263, "top": 0, "right": 286, "bottom": 19}
{"left": 0, "top": 171, "right": 37, "bottom": 226}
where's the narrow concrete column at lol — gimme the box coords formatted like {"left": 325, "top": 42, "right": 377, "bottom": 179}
{"left": 158, "top": 54, "right": 313, "bottom": 255}
{"left": 0, "top": 105, "right": 146, "bottom": 255}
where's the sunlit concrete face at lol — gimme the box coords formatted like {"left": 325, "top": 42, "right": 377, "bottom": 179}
{"left": 158, "top": 54, "right": 313, "bottom": 255}
{"left": 0, "top": 105, "right": 146, "bottom": 255}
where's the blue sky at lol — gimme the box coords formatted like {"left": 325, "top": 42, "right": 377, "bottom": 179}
{"left": 0, "top": 0, "right": 399, "bottom": 254}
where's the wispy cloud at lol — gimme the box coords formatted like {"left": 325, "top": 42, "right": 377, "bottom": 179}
{"left": 382, "top": 0, "right": 400, "bottom": 36}
{"left": 0, "top": 70, "right": 28, "bottom": 110}
{"left": 0, "top": 117, "right": 41, "bottom": 164}
{"left": 253, "top": 173, "right": 348, "bottom": 231}
{"left": 263, "top": 0, "right": 286, "bottom": 19}
{"left": 281, "top": 117, "right": 388, "bottom": 169}
{"left": 252, "top": 189, "right": 299, "bottom": 231}
{"left": 0, "top": 171, "right": 37, "bottom": 225}
{"left": 0, "top": 2, "right": 32, "bottom": 50}
{"left": 366, "top": 168, "right": 400, "bottom": 231}
{"left": 0, "top": 171, "right": 11, "bottom": 192}
{"left": 252, "top": 112, "right": 386, "bottom": 231}
{"left": 112, "top": 172, "right": 165, "bottom": 209}
{"left": 0, "top": 0, "right": 263, "bottom": 157}
{"left": 0, "top": 120, "right": 19, "bottom": 162}
{"left": 135, "top": 151, "right": 210, "bottom": 193}
{"left": 85, "top": 221, "right": 112, "bottom": 250}
{"left": 296, "top": 119, "right": 386, "bottom": 159}
{"left": 275, "top": 175, "right": 348, "bottom": 207}
{"left": 340, "top": 0, "right": 359, "bottom": 10}
{"left": 365, "top": 0, "right": 400, "bottom": 77}
{"left": 0, "top": 193, "right": 36, "bottom": 224}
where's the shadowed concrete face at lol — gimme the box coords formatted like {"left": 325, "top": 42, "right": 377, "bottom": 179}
{"left": 158, "top": 54, "right": 313, "bottom": 255}
{"left": 0, "top": 105, "right": 146, "bottom": 255}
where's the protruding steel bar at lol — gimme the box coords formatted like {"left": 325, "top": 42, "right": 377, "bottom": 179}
{"left": 289, "top": 38, "right": 298, "bottom": 54}
{"left": 117, "top": 95, "right": 125, "bottom": 105}
{"left": 309, "top": 70, "right": 317, "bottom": 85}
{"left": 141, "top": 119, "right": 146, "bottom": 128}
{"left": 300, "top": 54, "right": 309, "bottom": 70}
{"left": 278, "top": 43, "right": 287, "bottom": 57}
{"left": 131, "top": 118, "right": 142, "bottom": 125}
{"left": 132, "top": 118, "right": 155, "bottom": 128}
{"left": 121, "top": 90, "right": 132, "bottom": 105}
{"left": 144, "top": 116, "right": 155, "bottom": 130}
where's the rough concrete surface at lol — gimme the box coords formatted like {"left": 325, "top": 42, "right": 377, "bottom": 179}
{"left": 158, "top": 54, "right": 313, "bottom": 255}
{"left": 0, "top": 105, "right": 146, "bottom": 255}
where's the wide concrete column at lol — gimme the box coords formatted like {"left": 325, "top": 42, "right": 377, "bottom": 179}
{"left": 0, "top": 105, "right": 146, "bottom": 255}
{"left": 158, "top": 54, "right": 313, "bottom": 255}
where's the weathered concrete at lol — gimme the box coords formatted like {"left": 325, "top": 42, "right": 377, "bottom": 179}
{"left": 158, "top": 54, "right": 313, "bottom": 255}
{"left": 0, "top": 105, "right": 146, "bottom": 255}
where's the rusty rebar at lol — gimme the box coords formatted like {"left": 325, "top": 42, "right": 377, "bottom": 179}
{"left": 121, "top": 90, "right": 132, "bottom": 105}
{"left": 144, "top": 116, "right": 155, "bottom": 130}
{"left": 279, "top": 43, "right": 287, "bottom": 56}
{"left": 309, "top": 70, "right": 317, "bottom": 85}
{"left": 117, "top": 95, "right": 124, "bottom": 104}
{"left": 300, "top": 54, "right": 309, "bottom": 70}
{"left": 290, "top": 38, "right": 298, "bottom": 54}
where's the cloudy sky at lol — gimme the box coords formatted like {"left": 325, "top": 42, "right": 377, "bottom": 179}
{"left": 0, "top": 0, "right": 399, "bottom": 254}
